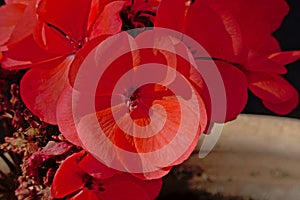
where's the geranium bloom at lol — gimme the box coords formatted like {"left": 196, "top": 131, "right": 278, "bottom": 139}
{"left": 51, "top": 151, "right": 162, "bottom": 200}
{"left": 1, "top": 0, "right": 129, "bottom": 124}
{"left": 57, "top": 30, "right": 208, "bottom": 179}
{"left": 155, "top": 0, "right": 300, "bottom": 122}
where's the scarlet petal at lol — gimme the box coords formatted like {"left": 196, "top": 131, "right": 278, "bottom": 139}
{"left": 56, "top": 84, "right": 82, "bottom": 145}
{"left": 268, "top": 51, "right": 300, "bottom": 66}
{"left": 51, "top": 151, "right": 86, "bottom": 198}
{"left": 88, "top": 1, "right": 126, "bottom": 39}
{"left": 250, "top": 36, "right": 281, "bottom": 56}
{"left": 20, "top": 56, "right": 73, "bottom": 124}
{"left": 5, "top": 0, "right": 37, "bottom": 46}
{"left": 78, "top": 153, "right": 121, "bottom": 179}
{"left": 263, "top": 89, "right": 299, "bottom": 115}
{"left": 248, "top": 72, "right": 298, "bottom": 108}
{"left": 69, "top": 188, "right": 99, "bottom": 200}
{"left": 245, "top": 49, "right": 287, "bottom": 74}
{"left": 215, "top": 61, "right": 248, "bottom": 121}
{"left": 155, "top": 0, "right": 186, "bottom": 32}
{"left": 87, "top": 0, "right": 126, "bottom": 31}
{"left": 36, "top": 0, "right": 91, "bottom": 42}
{"left": 33, "top": 21, "right": 75, "bottom": 55}
{"left": 68, "top": 35, "right": 110, "bottom": 87}
{"left": 185, "top": 1, "right": 235, "bottom": 61}
{"left": 2, "top": 35, "right": 61, "bottom": 70}
{"left": 202, "top": 0, "right": 243, "bottom": 58}
{"left": 101, "top": 173, "right": 162, "bottom": 200}
{"left": 0, "top": 3, "right": 25, "bottom": 45}
{"left": 228, "top": 0, "right": 288, "bottom": 47}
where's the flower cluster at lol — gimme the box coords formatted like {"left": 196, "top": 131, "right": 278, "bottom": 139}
{"left": 0, "top": 0, "right": 299, "bottom": 199}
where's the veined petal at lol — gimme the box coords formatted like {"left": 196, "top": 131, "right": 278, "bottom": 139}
{"left": 20, "top": 55, "right": 73, "bottom": 124}
{"left": 33, "top": 21, "right": 75, "bottom": 55}
{"left": 221, "top": 0, "right": 288, "bottom": 47}
{"left": 56, "top": 84, "right": 82, "bottom": 146}
{"left": 185, "top": 1, "right": 235, "bottom": 61}
{"left": 248, "top": 72, "right": 298, "bottom": 105}
{"left": 202, "top": 0, "right": 243, "bottom": 58}
{"left": 36, "top": 0, "right": 92, "bottom": 42}
{"left": 51, "top": 151, "right": 86, "bottom": 198}
{"left": 0, "top": 3, "right": 26, "bottom": 46}
{"left": 263, "top": 89, "right": 299, "bottom": 115}
{"left": 88, "top": 1, "right": 126, "bottom": 39}
{"left": 268, "top": 51, "right": 300, "bottom": 66}
{"left": 245, "top": 49, "right": 287, "bottom": 74}
{"left": 6, "top": 0, "right": 37, "bottom": 46}
{"left": 2, "top": 35, "right": 61, "bottom": 70}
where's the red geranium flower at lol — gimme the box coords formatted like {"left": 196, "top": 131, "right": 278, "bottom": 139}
{"left": 1, "top": 0, "right": 128, "bottom": 124}
{"left": 155, "top": 0, "right": 300, "bottom": 122}
{"left": 51, "top": 151, "right": 162, "bottom": 200}
{"left": 56, "top": 29, "right": 209, "bottom": 179}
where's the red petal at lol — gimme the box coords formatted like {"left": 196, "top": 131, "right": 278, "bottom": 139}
{"left": 5, "top": 0, "right": 37, "bottom": 46}
{"left": 248, "top": 72, "right": 298, "bottom": 107}
{"left": 101, "top": 173, "right": 162, "bottom": 200}
{"left": 20, "top": 56, "right": 73, "bottom": 124}
{"left": 5, "top": 0, "right": 32, "bottom": 4}
{"left": 88, "top": 1, "right": 125, "bottom": 40}
{"left": 245, "top": 49, "right": 287, "bottom": 74}
{"left": 202, "top": 0, "right": 243, "bottom": 58}
{"left": 36, "top": 0, "right": 91, "bottom": 42}
{"left": 154, "top": 0, "right": 186, "bottom": 32}
{"left": 216, "top": 0, "right": 289, "bottom": 47}
{"left": 133, "top": 166, "right": 172, "bottom": 180}
{"left": 33, "top": 21, "right": 75, "bottom": 55}
{"left": 185, "top": 1, "right": 235, "bottom": 62}
{"left": 56, "top": 84, "right": 82, "bottom": 145}
{"left": 78, "top": 153, "right": 121, "bottom": 179}
{"left": 68, "top": 35, "right": 110, "bottom": 87}
{"left": 51, "top": 151, "right": 86, "bottom": 198}
{"left": 2, "top": 35, "right": 61, "bottom": 70}
{"left": 243, "top": 0, "right": 289, "bottom": 43}
{"left": 250, "top": 36, "right": 281, "bottom": 56}
{"left": 269, "top": 51, "right": 300, "bottom": 66}
{"left": 263, "top": 89, "right": 299, "bottom": 115}
{"left": 87, "top": 0, "right": 127, "bottom": 31}
{"left": 70, "top": 189, "right": 99, "bottom": 200}
{"left": 215, "top": 61, "right": 248, "bottom": 121}
{"left": 0, "top": 3, "right": 26, "bottom": 45}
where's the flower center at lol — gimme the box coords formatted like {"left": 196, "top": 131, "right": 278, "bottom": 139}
{"left": 126, "top": 88, "right": 140, "bottom": 112}
{"left": 119, "top": 1, "right": 157, "bottom": 32}
{"left": 83, "top": 175, "right": 105, "bottom": 192}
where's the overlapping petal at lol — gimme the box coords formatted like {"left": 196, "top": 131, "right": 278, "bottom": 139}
{"left": 36, "top": 0, "right": 92, "bottom": 43}
{"left": 248, "top": 72, "right": 299, "bottom": 114}
{"left": 20, "top": 56, "right": 73, "bottom": 124}
{"left": 185, "top": 1, "right": 236, "bottom": 61}
{"left": 0, "top": 0, "right": 37, "bottom": 48}
{"left": 51, "top": 151, "right": 162, "bottom": 200}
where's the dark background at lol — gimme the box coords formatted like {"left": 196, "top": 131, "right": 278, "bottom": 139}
{"left": 0, "top": 0, "right": 299, "bottom": 119}
{"left": 244, "top": 0, "right": 300, "bottom": 119}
